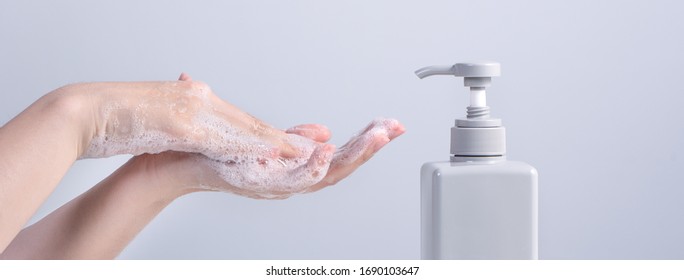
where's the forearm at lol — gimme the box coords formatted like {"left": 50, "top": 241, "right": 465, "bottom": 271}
{"left": 0, "top": 153, "right": 199, "bottom": 259}
{"left": 0, "top": 81, "right": 192, "bottom": 252}
{"left": 0, "top": 79, "right": 249, "bottom": 254}
{"left": 0, "top": 86, "right": 95, "bottom": 251}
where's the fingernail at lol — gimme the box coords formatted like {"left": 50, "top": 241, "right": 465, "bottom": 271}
{"left": 389, "top": 126, "right": 406, "bottom": 139}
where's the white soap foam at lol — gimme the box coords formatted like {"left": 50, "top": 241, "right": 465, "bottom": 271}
{"left": 331, "top": 118, "right": 398, "bottom": 165}
{"left": 81, "top": 86, "right": 399, "bottom": 198}
{"left": 202, "top": 135, "right": 332, "bottom": 195}
{"left": 81, "top": 88, "right": 335, "bottom": 195}
{"left": 194, "top": 111, "right": 333, "bottom": 194}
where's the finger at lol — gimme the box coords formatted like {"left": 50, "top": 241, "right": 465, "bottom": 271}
{"left": 306, "top": 118, "right": 404, "bottom": 193}
{"left": 179, "top": 72, "right": 192, "bottom": 81}
{"left": 273, "top": 140, "right": 298, "bottom": 159}
{"left": 202, "top": 90, "right": 300, "bottom": 159}
{"left": 286, "top": 124, "right": 331, "bottom": 142}
{"left": 305, "top": 143, "right": 335, "bottom": 169}
{"left": 253, "top": 143, "right": 334, "bottom": 198}
{"left": 386, "top": 120, "right": 406, "bottom": 141}
{"left": 297, "top": 143, "right": 336, "bottom": 181}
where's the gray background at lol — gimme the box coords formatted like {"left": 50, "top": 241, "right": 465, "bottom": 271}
{"left": 1, "top": 0, "right": 683, "bottom": 259}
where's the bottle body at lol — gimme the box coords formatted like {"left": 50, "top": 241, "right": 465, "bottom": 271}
{"left": 421, "top": 159, "right": 538, "bottom": 259}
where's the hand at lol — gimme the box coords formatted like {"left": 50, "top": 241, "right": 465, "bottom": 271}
{"left": 74, "top": 75, "right": 331, "bottom": 190}
{"left": 78, "top": 77, "right": 300, "bottom": 160}
{"left": 128, "top": 73, "right": 404, "bottom": 199}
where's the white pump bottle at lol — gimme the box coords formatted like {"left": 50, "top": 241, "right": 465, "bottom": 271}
{"left": 417, "top": 62, "right": 538, "bottom": 260}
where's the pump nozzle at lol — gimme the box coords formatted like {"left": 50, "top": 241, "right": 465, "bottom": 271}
{"left": 415, "top": 65, "right": 454, "bottom": 79}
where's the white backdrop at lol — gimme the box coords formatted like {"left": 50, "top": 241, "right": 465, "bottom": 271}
{"left": 1, "top": 0, "right": 683, "bottom": 259}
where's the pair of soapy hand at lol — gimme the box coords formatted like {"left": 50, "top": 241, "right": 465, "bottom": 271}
{"left": 82, "top": 73, "right": 405, "bottom": 199}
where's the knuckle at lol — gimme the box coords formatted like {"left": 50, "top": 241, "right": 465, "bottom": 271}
{"left": 188, "top": 80, "right": 211, "bottom": 91}
{"left": 179, "top": 80, "right": 212, "bottom": 98}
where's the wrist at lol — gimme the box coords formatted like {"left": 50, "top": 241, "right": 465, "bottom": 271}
{"left": 43, "top": 84, "right": 100, "bottom": 159}
{"left": 126, "top": 152, "right": 210, "bottom": 201}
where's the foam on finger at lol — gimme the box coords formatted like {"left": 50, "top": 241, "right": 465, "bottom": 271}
{"left": 332, "top": 118, "right": 400, "bottom": 166}
{"left": 81, "top": 84, "right": 400, "bottom": 199}
{"left": 202, "top": 133, "right": 333, "bottom": 195}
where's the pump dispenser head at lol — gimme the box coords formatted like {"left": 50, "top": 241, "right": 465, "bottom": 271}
{"left": 416, "top": 62, "right": 500, "bottom": 120}
{"left": 416, "top": 62, "right": 506, "bottom": 159}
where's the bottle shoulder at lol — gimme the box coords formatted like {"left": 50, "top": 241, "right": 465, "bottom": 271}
{"left": 422, "top": 159, "right": 537, "bottom": 177}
